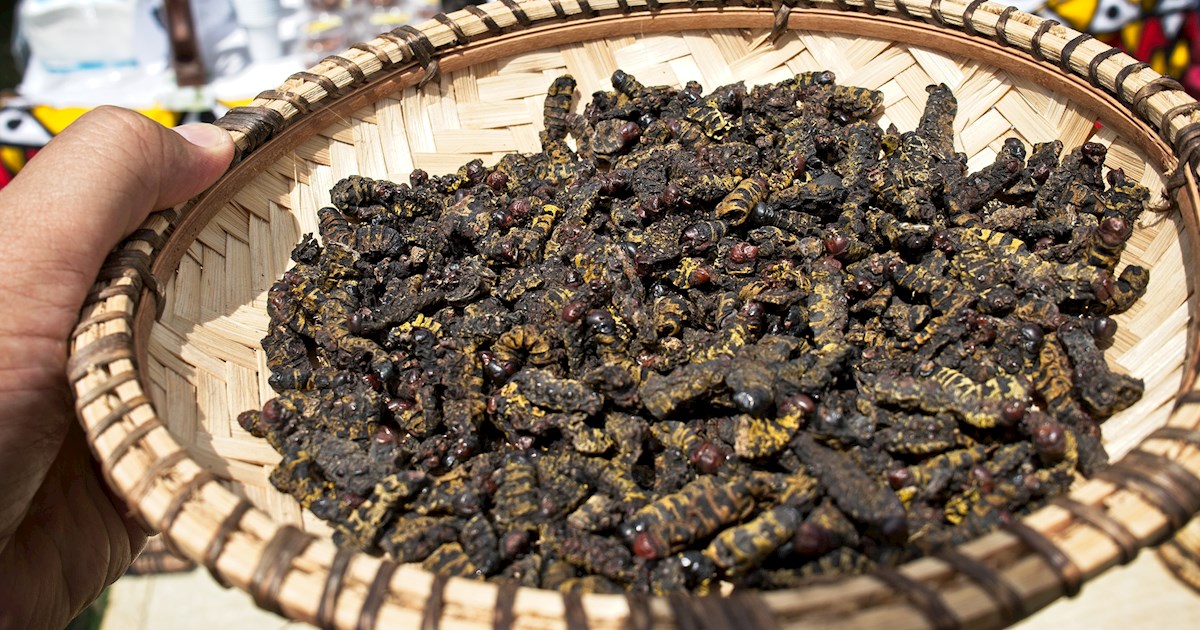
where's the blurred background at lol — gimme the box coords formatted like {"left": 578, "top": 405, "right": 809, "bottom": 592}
{"left": 0, "top": 1, "right": 18, "bottom": 89}
{"left": 0, "top": 0, "right": 1197, "bottom": 188}
{"left": 0, "top": 0, "right": 481, "bottom": 186}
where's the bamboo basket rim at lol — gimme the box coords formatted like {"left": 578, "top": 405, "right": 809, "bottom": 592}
{"left": 68, "top": 1, "right": 1200, "bottom": 628}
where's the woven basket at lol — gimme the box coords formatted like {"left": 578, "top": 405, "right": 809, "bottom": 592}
{"left": 68, "top": 1, "right": 1200, "bottom": 628}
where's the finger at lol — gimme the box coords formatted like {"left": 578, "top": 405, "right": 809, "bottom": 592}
{"left": 0, "top": 106, "right": 234, "bottom": 343}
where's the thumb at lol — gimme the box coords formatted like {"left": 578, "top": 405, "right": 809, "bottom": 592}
{"left": 0, "top": 106, "right": 234, "bottom": 343}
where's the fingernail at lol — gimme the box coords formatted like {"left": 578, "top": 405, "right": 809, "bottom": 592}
{"left": 173, "top": 123, "right": 229, "bottom": 148}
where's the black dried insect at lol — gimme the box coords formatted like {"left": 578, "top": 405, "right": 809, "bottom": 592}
{"left": 243, "top": 69, "right": 1152, "bottom": 593}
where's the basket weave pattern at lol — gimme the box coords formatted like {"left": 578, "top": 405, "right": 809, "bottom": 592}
{"left": 69, "top": 1, "right": 1200, "bottom": 628}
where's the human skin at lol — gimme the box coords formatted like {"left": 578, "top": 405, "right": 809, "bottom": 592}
{"left": 0, "top": 107, "right": 234, "bottom": 629}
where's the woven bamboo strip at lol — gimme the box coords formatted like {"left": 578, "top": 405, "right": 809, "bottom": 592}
{"left": 67, "top": 2, "right": 1200, "bottom": 629}
{"left": 162, "top": 21, "right": 1195, "bottom": 521}
{"left": 1161, "top": 508, "right": 1200, "bottom": 592}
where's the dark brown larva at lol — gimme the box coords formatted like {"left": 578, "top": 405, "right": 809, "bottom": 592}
{"left": 238, "top": 70, "right": 1149, "bottom": 594}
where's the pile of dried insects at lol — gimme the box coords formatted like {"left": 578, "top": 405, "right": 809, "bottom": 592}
{"left": 239, "top": 70, "right": 1151, "bottom": 594}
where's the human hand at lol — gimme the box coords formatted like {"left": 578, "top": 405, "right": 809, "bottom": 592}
{"left": 0, "top": 107, "right": 234, "bottom": 628}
